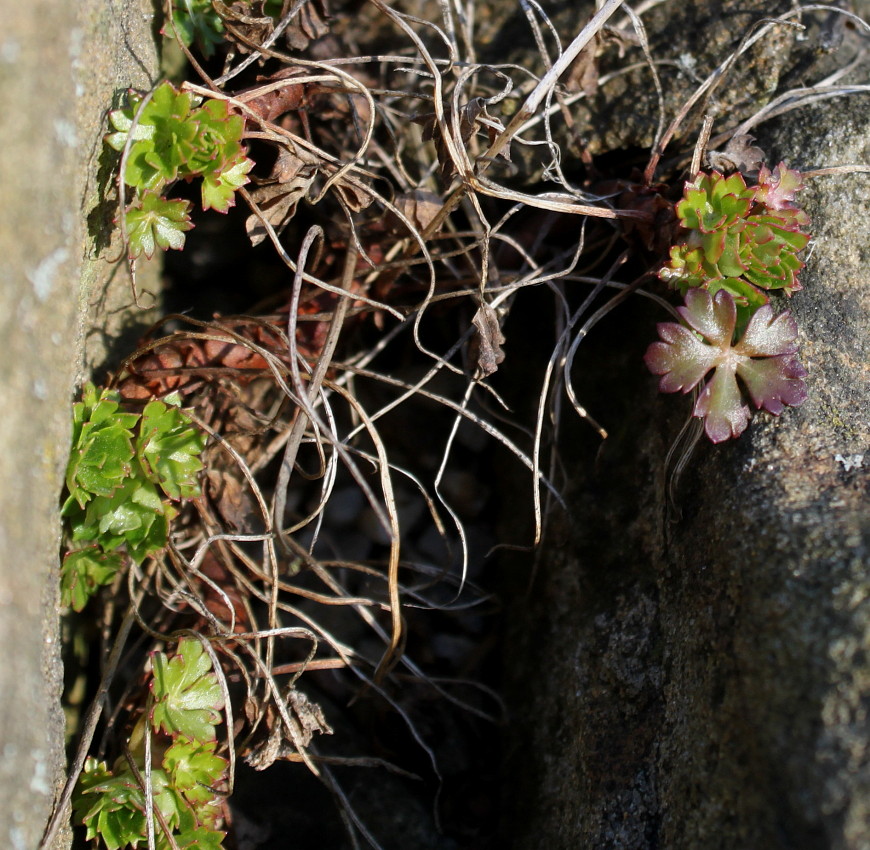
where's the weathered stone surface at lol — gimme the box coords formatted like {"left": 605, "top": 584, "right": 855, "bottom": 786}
{"left": 478, "top": 0, "right": 860, "bottom": 179}
{"left": 0, "top": 2, "right": 157, "bottom": 847}
{"left": 501, "top": 49, "right": 870, "bottom": 850}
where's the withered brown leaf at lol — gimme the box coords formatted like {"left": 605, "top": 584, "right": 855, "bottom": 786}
{"left": 413, "top": 98, "right": 510, "bottom": 183}
{"left": 471, "top": 302, "right": 506, "bottom": 378}
{"left": 245, "top": 177, "right": 314, "bottom": 246}
{"left": 707, "top": 134, "right": 766, "bottom": 176}
{"left": 388, "top": 189, "right": 444, "bottom": 234}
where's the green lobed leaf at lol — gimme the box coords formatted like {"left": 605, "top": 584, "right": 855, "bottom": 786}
{"left": 125, "top": 192, "right": 194, "bottom": 260}
{"left": 60, "top": 547, "right": 126, "bottom": 611}
{"left": 74, "top": 757, "right": 197, "bottom": 850}
{"left": 676, "top": 171, "right": 752, "bottom": 233}
{"left": 136, "top": 396, "right": 206, "bottom": 500}
{"left": 70, "top": 477, "right": 174, "bottom": 564}
{"left": 150, "top": 638, "right": 225, "bottom": 742}
{"left": 109, "top": 84, "right": 201, "bottom": 191}
{"left": 187, "top": 99, "right": 244, "bottom": 164}
{"left": 64, "top": 384, "right": 139, "bottom": 510}
{"left": 163, "top": 736, "right": 227, "bottom": 806}
{"left": 662, "top": 168, "right": 810, "bottom": 306}
{"left": 74, "top": 759, "right": 147, "bottom": 850}
{"left": 174, "top": 826, "right": 226, "bottom": 850}
{"left": 105, "top": 104, "right": 156, "bottom": 153}
{"left": 200, "top": 154, "right": 254, "bottom": 212}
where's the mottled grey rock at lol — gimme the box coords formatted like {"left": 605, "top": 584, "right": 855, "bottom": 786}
{"left": 474, "top": 0, "right": 864, "bottom": 186}
{"left": 501, "top": 30, "right": 870, "bottom": 850}
{"left": 0, "top": 2, "right": 158, "bottom": 847}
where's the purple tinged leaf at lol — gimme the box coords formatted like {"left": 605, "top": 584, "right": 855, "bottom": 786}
{"left": 737, "top": 355, "right": 808, "bottom": 414}
{"left": 645, "top": 289, "right": 807, "bottom": 442}
{"left": 693, "top": 362, "right": 750, "bottom": 442}
{"left": 756, "top": 162, "right": 803, "bottom": 210}
{"left": 735, "top": 304, "right": 799, "bottom": 356}
{"left": 678, "top": 288, "right": 735, "bottom": 347}
{"left": 644, "top": 323, "right": 719, "bottom": 392}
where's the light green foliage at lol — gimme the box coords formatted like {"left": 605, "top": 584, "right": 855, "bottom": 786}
{"left": 106, "top": 81, "right": 253, "bottom": 258}
{"left": 163, "top": 737, "right": 227, "bottom": 807}
{"left": 64, "top": 383, "right": 139, "bottom": 510}
{"left": 660, "top": 164, "right": 810, "bottom": 334}
{"left": 73, "top": 760, "right": 153, "bottom": 850}
{"left": 73, "top": 640, "right": 227, "bottom": 849}
{"left": 107, "top": 84, "right": 200, "bottom": 189}
{"left": 150, "top": 639, "right": 225, "bottom": 743}
{"left": 137, "top": 393, "right": 207, "bottom": 500}
{"left": 67, "top": 477, "right": 173, "bottom": 565}
{"left": 124, "top": 193, "right": 194, "bottom": 259}
{"left": 60, "top": 384, "right": 206, "bottom": 611}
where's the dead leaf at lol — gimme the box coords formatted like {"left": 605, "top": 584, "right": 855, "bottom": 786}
{"left": 471, "top": 303, "right": 506, "bottom": 378}
{"left": 566, "top": 36, "right": 601, "bottom": 97}
{"left": 414, "top": 98, "right": 510, "bottom": 183}
{"left": 330, "top": 174, "right": 373, "bottom": 213}
{"left": 245, "top": 177, "right": 314, "bottom": 246}
{"left": 206, "top": 467, "right": 259, "bottom": 532}
{"left": 388, "top": 189, "right": 444, "bottom": 234}
{"left": 707, "top": 134, "right": 766, "bottom": 176}
{"left": 282, "top": 0, "right": 331, "bottom": 51}
{"left": 244, "top": 689, "right": 332, "bottom": 771}
{"left": 240, "top": 67, "right": 309, "bottom": 124}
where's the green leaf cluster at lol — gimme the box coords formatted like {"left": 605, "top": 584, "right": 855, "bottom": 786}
{"left": 660, "top": 164, "right": 810, "bottom": 334}
{"left": 106, "top": 81, "right": 253, "bottom": 258}
{"left": 61, "top": 384, "right": 206, "bottom": 611}
{"left": 73, "top": 639, "right": 227, "bottom": 849}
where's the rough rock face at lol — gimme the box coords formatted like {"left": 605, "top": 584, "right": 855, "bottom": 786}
{"left": 501, "top": 45, "right": 870, "bottom": 850}
{"left": 477, "top": 0, "right": 852, "bottom": 177}
{"left": 0, "top": 2, "right": 158, "bottom": 848}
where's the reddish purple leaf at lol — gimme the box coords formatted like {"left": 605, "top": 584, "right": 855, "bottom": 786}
{"left": 645, "top": 289, "right": 807, "bottom": 442}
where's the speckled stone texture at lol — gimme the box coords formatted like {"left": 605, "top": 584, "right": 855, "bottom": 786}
{"left": 501, "top": 20, "right": 870, "bottom": 850}
{"left": 0, "top": 2, "right": 158, "bottom": 847}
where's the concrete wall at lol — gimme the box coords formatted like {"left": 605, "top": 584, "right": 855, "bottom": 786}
{"left": 0, "top": 2, "right": 158, "bottom": 846}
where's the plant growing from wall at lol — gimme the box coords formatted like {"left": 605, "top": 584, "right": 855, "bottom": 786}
{"left": 72, "top": 638, "right": 227, "bottom": 850}
{"left": 106, "top": 81, "right": 253, "bottom": 258}
{"left": 646, "top": 164, "right": 810, "bottom": 441}
{"left": 60, "top": 383, "right": 206, "bottom": 611}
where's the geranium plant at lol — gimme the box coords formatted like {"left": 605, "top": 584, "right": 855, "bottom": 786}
{"left": 647, "top": 163, "right": 811, "bottom": 441}
{"left": 60, "top": 383, "right": 206, "bottom": 610}
{"left": 645, "top": 288, "right": 807, "bottom": 442}
{"left": 73, "top": 638, "right": 227, "bottom": 849}
{"left": 106, "top": 81, "right": 253, "bottom": 258}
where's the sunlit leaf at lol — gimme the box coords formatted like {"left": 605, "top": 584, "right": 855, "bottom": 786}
{"left": 201, "top": 154, "right": 254, "bottom": 212}
{"left": 125, "top": 192, "right": 194, "bottom": 259}
{"left": 151, "top": 638, "right": 224, "bottom": 742}
{"left": 137, "top": 397, "right": 206, "bottom": 500}
{"left": 164, "top": 736, "right": 227, "bottom": 805}
{"left": 645, "top": 289, "right": 807, "bottom": 442}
